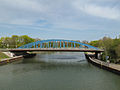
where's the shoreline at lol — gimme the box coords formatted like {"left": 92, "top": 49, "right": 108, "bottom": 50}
{"left": 0, "top": 55, "right": 23, "bottom": 65}
{"left": 85, "top": 54, "right": 120, "bottom": 75}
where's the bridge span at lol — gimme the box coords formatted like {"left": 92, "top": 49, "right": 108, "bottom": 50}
{"left": 0, "top": 39, "right": 104, "bottom": 59}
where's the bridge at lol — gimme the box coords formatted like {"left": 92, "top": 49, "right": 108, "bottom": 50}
{"left": 1, "top": 39, "right": 104, "bottom": 58}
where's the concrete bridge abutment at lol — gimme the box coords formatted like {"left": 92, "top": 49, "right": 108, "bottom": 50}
{"left": 11, "top": 51, "right": 36, "bottom": 58}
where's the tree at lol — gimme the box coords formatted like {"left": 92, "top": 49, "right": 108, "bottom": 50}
{"left": 17, "top": 35, "right": 35, "bottom": 47}
{"left": 89, "top": 40, "right": 99, "bottom": 47}
{"left": 0, "top": 35, "right": 35, "bottom": 48}
{"left": 82, "top": 40, "right": 88, "bottom": 44}
{"left": 10, "top": 35, "right": 19, "bottom": 48}
{"left": 89, "top": 36, "right": 120, "bottom": 62}
{"left": 115, "top": 45, "right": 120, "bottom": 58}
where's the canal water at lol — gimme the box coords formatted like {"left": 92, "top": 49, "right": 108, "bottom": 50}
{"left": 0, "top": 52, "right": 120, "bottom": 90}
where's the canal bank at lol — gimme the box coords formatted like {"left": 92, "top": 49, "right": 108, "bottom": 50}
{"left": 0, "top": 52, "right": 23, "bottom": 65}
{"left": 85, "top": 54, "right": 120, "bottom": 75}
{"left": 0, "top": 56, "right": 23, "bottom": 65}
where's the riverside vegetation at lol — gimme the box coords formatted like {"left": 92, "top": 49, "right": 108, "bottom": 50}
{"left": 0, "top": 52, "right": 9, "bottom": 60}
{"left": 0, "top": 35, "right": 36, "bottom": 59}
{"left": 0, "top": 35, "right": 120, "bottom": 63}
{"left": 89, "top": 36, "right": 120, "bottom": 63}
{"left": 0, "top": 35, "right": 36, "bottom": 48}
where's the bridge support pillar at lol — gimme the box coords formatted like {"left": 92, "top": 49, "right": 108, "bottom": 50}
{"left": 95, "top": 52, "right": 99, "bottom": 59}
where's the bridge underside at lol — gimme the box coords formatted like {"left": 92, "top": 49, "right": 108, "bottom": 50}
{"left": 9, "top": 48, "right": 104, "bottom": 53}
{"left": 8, "top": 48, "right": 103, "bottom": 59}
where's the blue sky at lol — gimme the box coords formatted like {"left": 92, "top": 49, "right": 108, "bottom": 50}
{"left": 0, "top": 0, "right": 120, "bottom": 41}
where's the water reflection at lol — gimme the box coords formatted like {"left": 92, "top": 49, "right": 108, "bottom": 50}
{"left": 0, "top": 52, "right": 120, "bottom": 90}
{"left": 24, "top": 52, "right": 86, "bottom": 63}
{"left": 13, "top": 52, "right": 88, "bottom": 74}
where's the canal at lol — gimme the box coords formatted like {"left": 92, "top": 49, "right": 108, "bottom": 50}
{"left": 0, "top": 52, "right": 120, "bottom": 90}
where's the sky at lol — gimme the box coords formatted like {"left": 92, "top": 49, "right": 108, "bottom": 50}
{"left": 0, "top": 0, "right": 120, "bottom": 41}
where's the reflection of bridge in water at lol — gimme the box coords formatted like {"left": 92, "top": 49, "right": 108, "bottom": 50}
{"left": 1, "top": 39, "right": 104, "bottom": 58}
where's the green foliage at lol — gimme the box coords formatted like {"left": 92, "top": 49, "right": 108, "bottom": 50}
{"left": 89, "top": 36, "right": 120, "bottom": 63}
{"left": 17, "top": 35, "right": 35, "bottom": 47}
{"left": 0, "top": 52, "right": 9, "bottom": 60}
{"left": 0, "top": 35, "right": 35, "bottom": 48}
{"left": 89, "top": 40, "right": 99, "bottom": 47}
{"left": 115, "top": 45, "right": 120, "bottom": 58}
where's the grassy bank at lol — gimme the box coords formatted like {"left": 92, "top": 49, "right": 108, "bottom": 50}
{"left": 0, "top": 52, "right": 9, "bottom": 60}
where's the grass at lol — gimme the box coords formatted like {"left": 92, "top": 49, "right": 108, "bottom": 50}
{"left": 0, "top": 52, "right": 9, "bottom": 60}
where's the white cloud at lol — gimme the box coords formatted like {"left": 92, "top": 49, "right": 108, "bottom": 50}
{"left": 0, "top": 0, "right": 48, "bottom": 25}
{"left": 73, "top": 2, "right": 120, "bottom": 20}
{"left": 1, "top": 0, "right": 46, "bottom": 13}
{"left": 0, "top": 0, "right": 120, "bottom": 30}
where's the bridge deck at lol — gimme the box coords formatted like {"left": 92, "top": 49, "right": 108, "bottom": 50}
{"left": 0, "top": 48, "right": 104, "bottom": 52}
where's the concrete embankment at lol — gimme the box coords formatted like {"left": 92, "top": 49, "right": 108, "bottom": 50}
{"left": 0, "top": 56, "right": 23, "bottom": 65}
{"left": 0, "top": 52, "right": 23, "bottom": 65}
{"left": 0, "top": 51, "right": 37, "bottom": 65}
{"left": 85, "top": 54, "right": 120, "bottom": 75}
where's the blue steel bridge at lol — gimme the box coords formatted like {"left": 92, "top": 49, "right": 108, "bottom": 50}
{"left": 2, "top": 39, "right": 104, "bottom": 59}
{"left": 18, "top": 39, "right": 99, "bottom": 50}
{"left": 10, "top": 39, "right": 103, "bottom": 52}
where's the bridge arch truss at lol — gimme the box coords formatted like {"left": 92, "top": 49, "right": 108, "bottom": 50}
{"left": 18, "top": 39, "right": 99, "bottom": 50}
